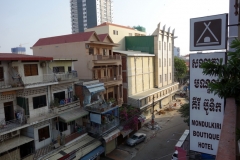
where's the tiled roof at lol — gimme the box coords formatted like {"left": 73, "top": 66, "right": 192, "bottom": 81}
{"left": 98, "top": 34, "right": 108, "bottom": 42}
{"left": 0, "top": 53, "right": 53, "bottom": 61}
{"left": 94, "top": 22, "right": 135, "bottom": 30}
{"left": 32, "top": 31, "right": 95, "bottom": 47}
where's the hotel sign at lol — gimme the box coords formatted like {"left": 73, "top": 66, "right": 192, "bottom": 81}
{"left": 189, "top": 52, "right": 225, "bottom": 155}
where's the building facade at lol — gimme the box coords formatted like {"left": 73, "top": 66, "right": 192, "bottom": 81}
{"left": 86, "top": 22, "right": 146, "bottom": 50}
{"left": 0, "top": 53, "right": 104, "bottom": 160}
{"left": 71, "top": 0, "right": 113, "bottom": 33}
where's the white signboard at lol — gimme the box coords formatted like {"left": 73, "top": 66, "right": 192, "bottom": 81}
{"left": 190, "top": 14, "right": 227, "bottom": 51}
{"left": 190, "top": 52, "right": 225, "bottom": 155}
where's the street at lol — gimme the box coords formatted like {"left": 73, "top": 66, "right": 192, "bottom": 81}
{"left": 106, "top": 105, "right": 189, "bottom": 160}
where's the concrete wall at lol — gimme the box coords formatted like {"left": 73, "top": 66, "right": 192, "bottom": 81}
{"left": 127, "top": 56, "right": 154, "bottom": 96}
{"left": 49, "top": 61, "right": 73, "bottom": 73}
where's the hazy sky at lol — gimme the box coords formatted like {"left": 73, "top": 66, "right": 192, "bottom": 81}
{"left": 0, "top": 0, "right": 229, "bottom": 55}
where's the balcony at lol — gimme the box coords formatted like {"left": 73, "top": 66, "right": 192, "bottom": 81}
{"left": 55, "top": 71, "right": 78, "bottom": 82}
{"left": 22, "top": 74, "right": 58, "bottom": 88}
{"left": 0, "top": 116, "right": 28, "bottom": 134}
{"left": 99, "top": 75, "right": 122, "bottom": 86}
{"left": 50, "top": 99, "right": 80, "bottom": 114}
{"left": 93, "top": 55, "right": 121, "bottom": 65}
{"left": 86, "top": 119, "right": 119, "bottom": 135}
{"left": 0, "top": 77, "right": 24, "bottom": 90}
{"left": 85, "top": 101, "right": 119, "bottom": 114}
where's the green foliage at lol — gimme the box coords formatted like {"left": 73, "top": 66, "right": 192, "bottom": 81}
{"left": 200, "top": 38, "right": 240, "bottom": 104}
{"left": 174, "top": 57, "right": 188, "bottom": 80}
{"left": 178, "top": 103, "right": 190, "bottom": 125}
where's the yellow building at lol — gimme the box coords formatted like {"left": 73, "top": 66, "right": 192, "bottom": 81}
{"left": 85, "top": 22, "right": 146, "bottom": 50}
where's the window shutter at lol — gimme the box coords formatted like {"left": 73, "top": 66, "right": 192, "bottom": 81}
{"left": 24, "top": 64, "right": 31, "bottom": 76}
{"left": 31, "top": 64, "right": 38, "bottom": 76}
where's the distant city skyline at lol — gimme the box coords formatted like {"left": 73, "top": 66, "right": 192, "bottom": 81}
{"left": 0, "top": 0, "right": 228, "bottom": 55}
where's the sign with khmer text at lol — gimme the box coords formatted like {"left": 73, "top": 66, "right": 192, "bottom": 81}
{"left": 189, "top": 52, "right": 225, "bottom": 155}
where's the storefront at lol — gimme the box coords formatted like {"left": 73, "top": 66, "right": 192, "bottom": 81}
{"left": 103, "top": 129, "right": 120, "bottom": 154}
{"left": 80, "top": 146, "right": 105, "bottom": 160}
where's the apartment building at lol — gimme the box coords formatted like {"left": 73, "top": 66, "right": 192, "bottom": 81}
{"left": 86, "top": 22, "right": 146, "bottom": 50}
{"left": 71, "top": 0, "right": 113, "bottom": 33}
{"left": 0, "top": 53, "right": 103, "bottom": 160}
{"left": 114, "top": 23, "right": 179, "bottom": 119}
{"left": 32, "top": 31, "right": 123, "bottom": 155}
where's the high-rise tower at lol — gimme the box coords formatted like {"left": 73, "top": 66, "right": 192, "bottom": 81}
{"left": 70, "top": 0, "right": 113, "bottom": 33}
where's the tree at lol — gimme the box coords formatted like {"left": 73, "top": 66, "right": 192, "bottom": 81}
{"left": 174, "top": 57, "right": 188, "bottom": 82}
{"left": 178, "top": 103, "right": 190, "bottom": 126}
{"left": 200, "top": 38, "right": 240, "bottom": 104}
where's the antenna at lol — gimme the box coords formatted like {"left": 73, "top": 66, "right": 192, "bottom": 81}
{"left": 19, "top": 43, "right": 28, "bottom": 47}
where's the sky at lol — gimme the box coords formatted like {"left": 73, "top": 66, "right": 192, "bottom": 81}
{"left": 0, "top": 0, "right": 229, "bottom": 55}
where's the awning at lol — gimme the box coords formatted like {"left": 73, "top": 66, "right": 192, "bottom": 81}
{"left": 120, "top": 129, "right": 133, "bottom": 138}
{"left": 0, "top": 136, "right": 34, "bottom": 153}
{"left": 59, "top": 108, "right": 89, "bottom": 123}
{"left": 80, "top": 146, "right": 105, "bottom": 160}
{"left": 46, "top": 135, "right": 101, "bottom": 160}
{"left": 103, "top": 129, "right": 120, "bottom": 143}
{"left": 84, "top": 83, "right": 105, "bottom": 95}
{"left": 88, "top": 86, "right": 105, "bottom": 94}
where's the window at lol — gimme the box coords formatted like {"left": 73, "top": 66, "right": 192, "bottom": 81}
{"left": 169, "top": 43, "right": 171, "bottom": 51}
{"left": 0, "top": 67, "right": 3, "bottom": 81}
{"left": 68, "top": 66, "right": 72, "bottom": 72}
{"left": 24, "top": 64, "right": 38, "bottom": 76}
{"left": 53, "top": 66, "right": 65, "bottom": 73}
{"left": 113, "top": 30, "right": 118, "bottom": 35}
{"left": 164, "top": 58, "right": 166, "bottom": 67}
{"left": 89, "top": 48, "right": 94, "bottom": 55}
{"left": 170, "top": 73, "right": 171, "bottom": 80}
{"left": 159, "top": 41, "right": 161, "bottom": 50}
{"left": 103, "top": 49, "right": 107, "bottom": 55}
{"left": 159, "top": 75, "right": 162, "bottom": 83}
{"left": 33, "top": 95, "right": 47, "bottom": 109}
{"left": 54, "top": 91, "right": 65, "bottom": 104}
{"left": 159, "top": 58, "right": 161, "bottom": 67}
{"left": 38, "top": 126, "right": 50, "bottom": 142}
{"left": 169, "top": 58, "right": 171, "bottom": 66}
{"left": 165, "top": 74, "right": 167, "bottom": 81}
{"left": 56, "top": 121, "right": 68, "bottom": 132}
{"left": 129, "top": 33, "right": 132, "bottom": 36}
{"left": 164, "top": 42, "right": 166, "bottom": 50}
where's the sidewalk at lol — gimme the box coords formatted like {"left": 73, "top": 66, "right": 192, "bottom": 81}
{"left": 105, "top": 97, "right": 188, "bottom": 160}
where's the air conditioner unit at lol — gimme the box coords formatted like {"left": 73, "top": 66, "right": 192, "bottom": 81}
{"left": 11, "top": 130, "right": 20, "bottom": 137}
{"left": 85, "top": 44, "right": 90, "bottom": 49}
{"left": 40, "top": 62, "right": 46, "bottom": 68}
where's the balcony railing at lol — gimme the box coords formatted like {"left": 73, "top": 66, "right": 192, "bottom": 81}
{"left": 51, "top": 99, "right": 80, "bottom": 113}
{"left": 99, "top": 75, "right": 122, "bottom": 83}
{"left": 55, "top": 71, "right": 78, "bottom": 81}
{"left": 93, "top": 55, "right": 121, "bottom": 61}
{"left": 0, "top": 116, "right": 28, "bottom": 134}
{"left": 85, "top": 101, "right": 118, "bottom": 113}
{"left": 0, "top": 77, "right": 24, "bottom": 90}
{"left": 22, "top": 74, "right": 57, "bottom": 86}
{"left": 86, "top": 119, "right": 119, "bottom": 135}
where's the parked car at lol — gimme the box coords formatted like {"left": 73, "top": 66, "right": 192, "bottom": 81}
{"left": 126, "top": 133, "right": 146, "bottom": 146}
{"left": 172, "top": 150, "right": 178, "bottom": 160}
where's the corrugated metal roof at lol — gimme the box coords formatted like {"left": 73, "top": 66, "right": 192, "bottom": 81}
{"left": 0, "top": 53, "right": 53, "bottom": 61}
{"left": 32, "top": 31, "right": 96, "bottom": 47}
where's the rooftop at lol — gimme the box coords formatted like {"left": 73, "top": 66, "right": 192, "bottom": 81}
{"left": 0, "top": 53, "right": 53, "bottom": 61}
{"left": 32, "top": 31, "right": 97, "bottom": 47}
{"left": 93, "top": 22, "right": 137, "bottom": 31}
{"left": 113, "top": 50, "right": 155, "bottom": 57}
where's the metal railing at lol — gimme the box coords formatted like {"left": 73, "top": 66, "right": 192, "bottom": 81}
{"left": 22, "top": 74, "right": 57, "bottom": 85}
{"left": 85, "top": 101, "right": 118, "bottom": 113}
{"left": 86, "top": 119, "right": 119, "bottom": 135}
{"left": 0, "top": 116, "right": 28, "bottom": 133}
{"left": 93, "top": 55, "right": 121, "bottom": 61}
{"left": 55, "top": 71, "right": 78, "bottom": 81}
{"left": 99, "top": 75, "right": 122, "bottom": 83}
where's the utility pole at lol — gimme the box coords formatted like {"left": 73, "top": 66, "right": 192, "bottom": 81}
{"left": 151, "top": 96, "right": 158, "bottom": 130}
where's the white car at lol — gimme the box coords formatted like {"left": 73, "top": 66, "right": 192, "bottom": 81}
{"left": 126, "top": 133, "right": 146, "bottom": 146}
{"left": 172, "top": 150, "right": 178, "bottom": 160}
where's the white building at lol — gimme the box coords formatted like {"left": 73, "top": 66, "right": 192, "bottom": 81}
{"left": 71, "top": 0, "right": 113, "bottom": 33}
